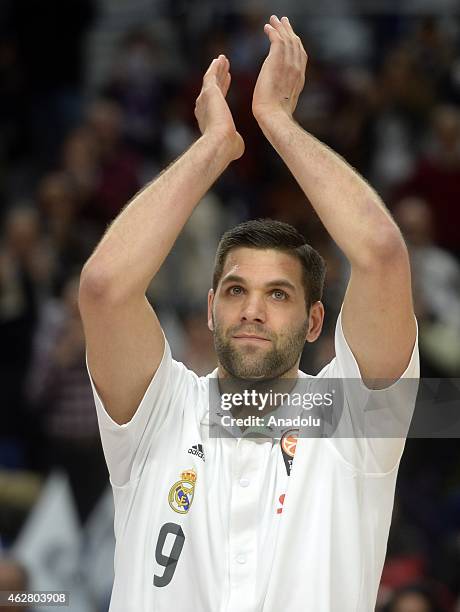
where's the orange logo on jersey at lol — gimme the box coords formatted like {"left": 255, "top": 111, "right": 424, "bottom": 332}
{"left": 168, "top": 469, "right": 197, "bottom": 514}
{"left": 281, "top": 429, "right": 298, "bottom": 458}
{"left": 277, "top": 493, "right": 286, "bottom": 514}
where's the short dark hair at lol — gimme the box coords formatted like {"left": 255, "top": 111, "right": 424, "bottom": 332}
{"left": 212, "top": 219, "right": 326, "bottom": 309}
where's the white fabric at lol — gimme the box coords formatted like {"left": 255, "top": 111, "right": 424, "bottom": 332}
{"left": 86, "top": 311, "right": 419, "bottom": 612}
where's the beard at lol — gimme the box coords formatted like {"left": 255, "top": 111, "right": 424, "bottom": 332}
{"left": 213, "top": 315, "right": 308, "bottom": 380}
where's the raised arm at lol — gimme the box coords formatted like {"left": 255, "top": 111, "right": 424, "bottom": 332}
{"left": 79, "top": 55, "right": 244, "bottom": 424}
{"left": 252, "top": 15, "right": 416, "bottom": 385}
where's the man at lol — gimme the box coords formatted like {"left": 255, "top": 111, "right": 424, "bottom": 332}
{"left": 79, "top": 15, "right": 418, "bottom": 612}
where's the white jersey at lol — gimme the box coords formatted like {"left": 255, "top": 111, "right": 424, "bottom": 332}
{"left": 86, "top": 311, "right": 419, "bottom": 612}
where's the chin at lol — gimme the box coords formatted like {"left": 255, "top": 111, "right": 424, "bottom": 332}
{"left": 233, "top": 361, "right": 276, "bottom": 381}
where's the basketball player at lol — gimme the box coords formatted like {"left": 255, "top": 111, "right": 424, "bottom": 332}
{"left": 79, "top": 15, "right": 419, "bottom": 612}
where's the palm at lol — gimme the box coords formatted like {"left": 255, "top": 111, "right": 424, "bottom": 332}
{"left": 253, "top": 55, "right": 281, "bottom": 116}
{"left": 252, "top": 16, "right": 308, "bottom": 120}
{"left": 195, "top": 55, "right": 244, "bottom": 160}
{"left": 200, "top": 85, "right": 235, "bottom": 135}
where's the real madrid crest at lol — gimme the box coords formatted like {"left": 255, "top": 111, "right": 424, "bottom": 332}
{"left": 168, "top": 468, "right": 197, "bottom": 514}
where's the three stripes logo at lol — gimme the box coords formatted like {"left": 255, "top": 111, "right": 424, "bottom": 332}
{"left": 188, "top": 443, "right": 205, "bottom": 461}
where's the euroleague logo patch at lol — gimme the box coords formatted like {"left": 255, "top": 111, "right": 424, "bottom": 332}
{"left": 281, "top": 430, "right": 298, "bottom": 457}
{"left": 168, "top": 468, "right": 197, "bottom": 514}
{"left": 280, "top": 428, "right": 299, "bottom": 476}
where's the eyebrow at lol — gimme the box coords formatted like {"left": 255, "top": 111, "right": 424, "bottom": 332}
{"left": 221, "top": 274, "right": 297, "bottom": 293}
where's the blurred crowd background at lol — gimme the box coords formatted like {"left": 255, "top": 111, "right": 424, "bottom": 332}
{"left": 1, "top": 0, "right": 460, "bottom": 610}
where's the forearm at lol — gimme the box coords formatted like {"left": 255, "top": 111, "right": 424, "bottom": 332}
{"left": 258, "top": 113, "right": 405, "bottom": 266}
{"left": 81, "top": 133, "right": 234, "bottom": 299}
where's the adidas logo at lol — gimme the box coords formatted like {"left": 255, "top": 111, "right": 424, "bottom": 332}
{"left": 188, "top": 444, "right": 205, "bottom": 461}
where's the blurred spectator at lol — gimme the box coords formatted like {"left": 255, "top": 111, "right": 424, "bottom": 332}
{"left": 0, "top": 206, "right": 52, "bottom": 298}
{"left": 394, "top": 197, "right": 460, "bottom": 330}
{"left": 403, "top": 17, "right": 455, "bottom": 97}
{"left": 103, "top": 29, "right": 169, "bottom": 154}
{"left": 0, "top": 470, "right": 42, "bottom": 545}
{"left": 394, "top": 196, "right": 460, "bottom": 375}
{"left": 85, "top": 99, "right": 141, "bottom": 225}
{"left": 227, "top": 9, "right": 269, "bottom": 73}
{"left": 2, "top": 0, "right": 95, "bottom": 166}
{"left": 37, "top": 172, "right": 99, "bottom": 282}
{"left": 0, "top": 559, "right": 29, "bottom": 611}
{"left": 25, "top": 272, "right": 107, "bottom": 523}
{"left": 375, "top": 44, "right": 436, "bottom": 119}
{"left": 295, "top": 62, "right": 345, "bottom": 147}
{"left": 383, "top": 584, "right": 445, "bottom": 612}
{"left": 61, "top": 126, "right": 99, "bottom": 211}
{"left": 369, "top": 44, "right": 434, "bottom": 194}
{"left": 59, "top": 103, "right": 141, "bottom": 231}
{"left": 331, "top": 66, "right": 375, "bottom": 173}
{"left": 300, "top": 239, "right": 348, "bottom": 374}
{"left": 0, "top": 207, "right": 51, "bottom": 447}
{"left": 149, "top": 191, "right": 229, "bottom": 311}
{"left": 0, "top": 36, "right": 27, "bottom": 174}
{"left": 396, "top": 105, "right": 460, "bottom": 255}
{"left": 300, "top": 1, "right": 372, "bottom": 66}
{"left": 160, "top": 93, "right": 195, "bottom": 161}
{"left": 180, "top": 311, "right": 216, "bottom": 376}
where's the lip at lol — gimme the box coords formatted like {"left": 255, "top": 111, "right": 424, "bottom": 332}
{"left": 232, "top": 335, "right": 271, "bottom": 342}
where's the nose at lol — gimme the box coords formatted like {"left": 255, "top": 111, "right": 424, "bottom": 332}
{"left": 239, "top": 292, "right": 266, "bottom": 324}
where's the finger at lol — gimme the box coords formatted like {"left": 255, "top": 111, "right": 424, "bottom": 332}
{"left": 296, "top": 36, "right": 308, "bottom": 81}
{"left": 212, "top": 55, "right": 223, "bottom": 80}
{"left": 280, "top": 17, "right": 300, "bottom": 69}
{"left": 264, "top": 23, "right": 282, "bottom": 45}
{"left": 216, "top": 56, "right": 229, "bottom": 87}
{"left": 269, "top": 15, "right": 282, "bottom": 30}
{"left": 204, "top": 57, "right": 219, "bottom": 81}
{"left": 269, "top": 15, "right": 286, "bottom": 39}
{"left": 270, "top": 14, "right": 291, "bottom": 42}
{"left": 221, "top": 56, "right": 230, "bottom": 81}
{"left": 281, "top": 16, "right": 304, "bottom": 78}
{"left": 222, "top": 72, "right": 231, "bottom": 98}
{"left": 279, "top": 15, "right": 294, "bottom": 40}
{"left": 216, "top": 54, "right": 227, "bottom": 74}
{"left": 284, "top": 17, "right": 305, "bottom": 64}
{"left": 280, "top": 16, "right": 295, "bottom": 36}
{"left": 270, "top": 15, "right": 294, "bottom": 66}
{"left": 206, "top": 54, "right": 227, "bottom": 76}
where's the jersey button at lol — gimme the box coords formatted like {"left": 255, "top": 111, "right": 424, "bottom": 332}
{"left": 236, "top": 554, "right": 247, "bottom": 564}
{"left": 239, "top": 478, "right": 250, "bottom": 487}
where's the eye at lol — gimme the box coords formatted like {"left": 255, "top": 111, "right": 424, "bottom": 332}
{"left": 272, "top": 289, "right": 287, "bottom": 301}
{"left": 229, "top": 285, "right": 244, "bottom": 296}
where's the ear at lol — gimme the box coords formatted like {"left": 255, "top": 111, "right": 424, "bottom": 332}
{"left": 306, "top": 301, "right": 325, "bottom": 343}
{"left": 207, "top": 289, "right": 214, "bottom": 331}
